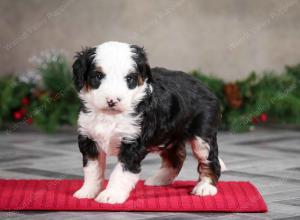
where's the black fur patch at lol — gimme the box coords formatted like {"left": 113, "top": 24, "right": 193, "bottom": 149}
{"left": 78, "top": 135, "right": 98, "bottom": 167}
{"left": 118, "top": 138, "right": 148, "bottom": 173}
{"left": 72, "top": 47, "right": 96, "bottom": 91}
{"left": 138, "top": 68, "right": 220, "bottom": 145}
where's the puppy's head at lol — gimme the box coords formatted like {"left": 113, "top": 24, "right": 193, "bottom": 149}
{"left": 73, "top": 41, "right": 151, "bottom": 114}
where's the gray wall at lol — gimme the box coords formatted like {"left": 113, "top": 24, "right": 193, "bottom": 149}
{"left": 1, "top": 0, "right": 300, "bottom": 80}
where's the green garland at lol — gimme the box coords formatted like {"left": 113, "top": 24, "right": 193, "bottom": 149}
{"left": 0, "top": 53, "right": 79, "bottom": 133}
{"left": 192, "top": 65, "right": 300, "bottom": 132}
{"left": 0, "top": 52, "right": 299, "bottom": 133}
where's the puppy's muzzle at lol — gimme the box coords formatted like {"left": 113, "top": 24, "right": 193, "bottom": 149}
{"left": 106, "top": 97, "right": 121, "bottom": 108}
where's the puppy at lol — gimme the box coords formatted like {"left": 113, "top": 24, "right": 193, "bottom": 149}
{"left": 72, "top": 41, "right": 224, "bottom": 204}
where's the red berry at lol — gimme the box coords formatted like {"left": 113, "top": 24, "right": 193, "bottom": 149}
{"left": 26, "top": 118, "right": 33, "bottom": 124}
{"left": 252, "top": 116, "right": 259, "bottom": 124}
{"left": 19, "top": 108, "right": 27, "bottom": 116}
{"left": 260, "top": 113, "right": 268, "bottom": 122}
{"left": 13, "top": 111, "right": 22, "bottom": 120}
{"left": 21, "top": 97, "right": 30, "bottom": 105}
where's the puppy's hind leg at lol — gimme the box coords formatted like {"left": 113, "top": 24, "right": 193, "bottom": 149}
{"left": 190, "top": 136, "right": 221, "bottom": 196}
{"left": 145, "top": 143, "right": 186, "bottom": 186}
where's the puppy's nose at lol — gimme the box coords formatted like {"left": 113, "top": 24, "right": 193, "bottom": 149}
{"left": 106, "top": 97, "right": 121, "bottom": 108}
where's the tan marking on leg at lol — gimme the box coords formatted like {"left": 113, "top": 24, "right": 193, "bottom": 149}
{"left": 191, "top": 137, "right": 210, "bottom": 163}
{"left": 197, "top": 162, "right": 218, "bottom": 185}
{"left": 98, "top": 150, "right": 106, "bottom": 190}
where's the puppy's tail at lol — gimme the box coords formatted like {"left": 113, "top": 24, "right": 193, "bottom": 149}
{"left": 218, "top": 157, "right": 227, "bottom": 172}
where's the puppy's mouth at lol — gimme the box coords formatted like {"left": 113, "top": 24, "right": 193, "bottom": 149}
{"left": 100, "top": 107, "right": 123, "bottom": 115}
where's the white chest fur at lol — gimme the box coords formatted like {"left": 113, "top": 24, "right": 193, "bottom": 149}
{"left": 78, "top": 111, "right": 141, "bottom": 155}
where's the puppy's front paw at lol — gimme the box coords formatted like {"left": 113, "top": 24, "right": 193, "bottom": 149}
{"left": 95, "top": 189, "right": 129, "bottom": 204}
{"left": 192, "top": 181, "right": 217, "bottom": 196}
{"left": 73, "top": 185, "right": 101, "bottom": 199}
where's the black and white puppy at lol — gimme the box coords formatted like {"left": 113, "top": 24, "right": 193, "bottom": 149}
{"left": 72, "top": 41, "right": 225, "bottom": 204}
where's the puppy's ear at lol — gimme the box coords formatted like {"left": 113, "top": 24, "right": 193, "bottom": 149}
{"left": 72, "top": 47, "right": 96, "bottom": 91}
{"left": 130, "top": 45, "right": 152, "bottom": 83}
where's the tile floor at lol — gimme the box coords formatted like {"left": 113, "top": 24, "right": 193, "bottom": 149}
{"left": 0, "top": 128, "right": 300, "bottom": 219}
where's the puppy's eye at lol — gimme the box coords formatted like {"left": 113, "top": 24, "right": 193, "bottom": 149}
{"left": 125, "top": 73, "right": 138, "bottom": 89}
{"left": 126, "top": 75, "right": 134, "bottom": 84}
{"left": 88, "top": 71, "right": 105, "bottom": 89}
{"left": 96, "top": 72, "right": 105, "bottom": 80}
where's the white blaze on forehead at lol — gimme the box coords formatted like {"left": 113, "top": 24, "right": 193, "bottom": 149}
{"left": 94, "top": 41, "right": 136, "bottom": 75}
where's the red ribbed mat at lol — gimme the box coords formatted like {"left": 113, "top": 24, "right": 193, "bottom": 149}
{"left": 0, "top": 179, "right": 267, "bottom": 212}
